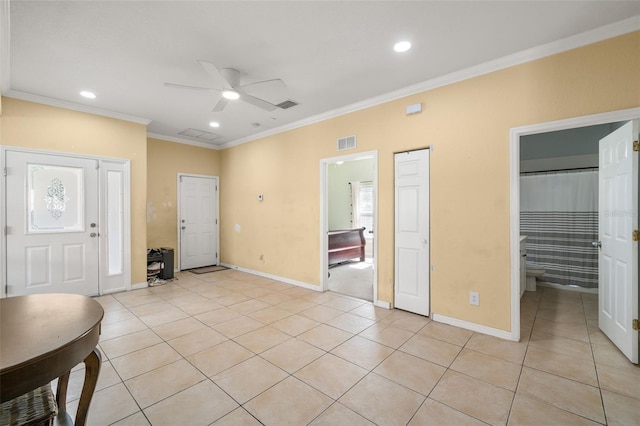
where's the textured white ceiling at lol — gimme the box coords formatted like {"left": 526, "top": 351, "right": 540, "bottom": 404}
{"left": 3, "top": 1, "right": 640, "bottom": 148}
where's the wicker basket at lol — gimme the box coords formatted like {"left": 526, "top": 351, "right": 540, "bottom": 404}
{"left": 0, "top": 384, "right": 58, "bottom": 426}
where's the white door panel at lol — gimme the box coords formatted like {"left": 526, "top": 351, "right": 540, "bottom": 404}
{"left": 179, "top": 175, "right": 218, "bottom": 270}
{"left": 6, "top": 152, "right": 99, "bottom": 296}
{"left": 598, "top": 120, "right": 638, "bottom": 364}
{"left": 395, "top": 149, "right": 430, "bottom": 316}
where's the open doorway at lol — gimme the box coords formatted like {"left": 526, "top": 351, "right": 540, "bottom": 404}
{"left": 510, "top": 108, "right": 639, "bottom": 364}
{"left": 520, "top": 123, "right": 626, "bottom": 295}
{"left": 320, "top": 151, "right": 377, "bottom": 303}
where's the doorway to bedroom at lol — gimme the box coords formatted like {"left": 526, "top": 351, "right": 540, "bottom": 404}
{"left": 320, "top": 151, "right": 377, "bottom": 302}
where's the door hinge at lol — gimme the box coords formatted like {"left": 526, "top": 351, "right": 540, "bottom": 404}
{"left": 216, "top": 252, "right": 218, "bottom": 259}
{"left": 633, "top": 319, "right": 639, "bottom": 331}
{"left": 3, "top": 167, "right": 7, "bottom": 176}
{"left": 633, "top": 230, "right": 640, "bottom": 242}
{"left": 634, "top": 140, "right": 639, "bottom": 152}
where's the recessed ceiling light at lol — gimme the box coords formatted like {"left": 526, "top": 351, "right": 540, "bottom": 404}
{"left": 393, "top": 41, "right": 412, "bottom": 53}
{"left": 80, "top": 90, "right": 96, "bottom": 99}
{"left": 222, "top": 90, "right": 240, "bottom": 100}
{"left": 209, "top": 121, "right": 220, "bottom": 128}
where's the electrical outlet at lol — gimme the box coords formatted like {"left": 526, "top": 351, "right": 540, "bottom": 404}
{"left": 469, "top": 292, "right": 480, "bottom": 306}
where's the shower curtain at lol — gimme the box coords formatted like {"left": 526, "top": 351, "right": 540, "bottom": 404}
{"left": 520, "top": 169, "right": 599, "bottom": 288}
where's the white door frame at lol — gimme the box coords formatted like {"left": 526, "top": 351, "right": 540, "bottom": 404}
{"left": 509, "top": 107, "right": 640, "bottom": 342}
{"left": 0, "top": 146, "right": 132, "bottom": 298}
{"left": 176, "top": 173, "right": 220, "bottom": 271}
{"left": 320, "top": 150, "right": 381, "bottom": 306}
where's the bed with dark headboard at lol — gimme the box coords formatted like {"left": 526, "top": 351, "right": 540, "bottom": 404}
{"left": 328, "top": 227, "right": 366, "bottom": 266}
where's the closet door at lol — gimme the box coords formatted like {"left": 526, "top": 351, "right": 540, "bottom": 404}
{"left": 394, "top": 149, "right": 430, "bottom": 316}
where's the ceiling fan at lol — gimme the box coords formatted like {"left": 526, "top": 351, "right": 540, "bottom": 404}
{"left": 164, "top": 60, "right": 285, "bottom": 112}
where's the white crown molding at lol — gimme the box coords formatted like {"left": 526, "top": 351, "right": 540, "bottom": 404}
{"left": 4, "top": 89, "right": 151, "bottom": 125}
{"left": 3, "top": 6, "right": 638, "bottom": 148}
{"left": 220, "top": 14, "right": 640, "bottom": 149}
{"left": 147, "top": 132, "right": 221, "bottom": 150}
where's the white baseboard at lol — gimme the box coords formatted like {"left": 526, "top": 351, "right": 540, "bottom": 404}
{"left": 131, "top": 281, "right": 148, "bottom": 290}
{"left": 220, "top": 263, "right": 321, "bottom": 292}
{"left": 537, "top": 281, "right": 598, "bottom": 294}
{"left": 221, "top": 262, "right": 391, "bottom": 308}
{"left": 374, "top": 300, "right": 391, "bottom": 309}
{"left": 432, "top": 313, "right": 516, "bottom": 342}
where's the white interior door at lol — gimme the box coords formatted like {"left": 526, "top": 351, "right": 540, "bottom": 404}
{"left": 5, "top": 151, "right": 100, "bottom": 296}
{"left": 598, "top": 120, "right": 639, "bottom": 364}
{"left": 394, "top": 149, "right": 430, "bottom": 316}
{"left": 179, "top": 175, "right": 218, "bottom": 269}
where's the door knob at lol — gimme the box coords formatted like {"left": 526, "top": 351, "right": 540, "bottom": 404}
{"left": 181, "top": 226, "right": 186, "bottom": 230}
{"left": 592, "top": 241, "right": 602, "bottom": 248}
{"left": 90, "top": 232, "right": 98, "bottom": 238}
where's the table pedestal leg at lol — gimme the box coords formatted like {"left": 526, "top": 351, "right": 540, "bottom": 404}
{"left": 74, "top": 349, "right": 102, "bottom": 426}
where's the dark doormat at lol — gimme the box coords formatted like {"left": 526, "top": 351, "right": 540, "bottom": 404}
{"left": 188, "top": 265, "right": 229, "bottom": 274}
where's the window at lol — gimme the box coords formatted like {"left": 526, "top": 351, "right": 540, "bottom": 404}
{"left": 351, "top": 181, "right": 373, "bottom": 238}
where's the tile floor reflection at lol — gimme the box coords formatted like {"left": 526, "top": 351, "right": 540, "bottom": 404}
{"left": 57, "top": 270, "right": 639, "bottom": 425}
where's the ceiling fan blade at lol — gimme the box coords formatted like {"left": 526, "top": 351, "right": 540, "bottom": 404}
{"left": 212, "top": 97, "right": 229, "bottom": 112}
{"left": 237, "top": 78, "right": 286, "bottom": 92}
{"left": 197, "top": 60, "right": 233, "bottom": 90}
{"left": 164, "top": 82, "right": 221, "bottom": 92}
{"left": 240, "top": 93, "right": 278, "bottom": 111}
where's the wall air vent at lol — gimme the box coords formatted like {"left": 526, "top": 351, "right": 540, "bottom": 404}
{"left": 178, "top": 128, "right": 220, "bottom": 142}
{"left": 276, "top": 99, "right": 299, "bottom": 109}
{"left": 337, "top": 135, "right": 356, "bottom": 151}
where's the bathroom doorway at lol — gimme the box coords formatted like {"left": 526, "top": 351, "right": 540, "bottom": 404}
{"left": 510, "top": 108, "right": 640, "bottom": 363}
{"left": 519, "top": 123, "right": 624, "bottom": 295}
{"left": 320, "top": 151, "right": 377, "bottom": 303}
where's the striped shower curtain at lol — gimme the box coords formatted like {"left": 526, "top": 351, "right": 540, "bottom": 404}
{"left": 520, "top": 170, "right": 599, "bottom": 288}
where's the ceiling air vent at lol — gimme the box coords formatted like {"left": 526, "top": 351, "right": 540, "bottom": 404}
{"left": 337, "top": 135, "right": 356, "bottom": 151}
{"left": 276, "top": 99, "right": 299, "bottom": 109}
{"left": 178, "top": 128, "right": 220, "bottom": 142}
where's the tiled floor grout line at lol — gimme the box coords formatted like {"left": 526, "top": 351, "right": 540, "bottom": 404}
{"left": 583, "top": 291, "right": 609, "bottom": 426}
{"left": 84, "top": 276, "right": 638, "bottom": 425}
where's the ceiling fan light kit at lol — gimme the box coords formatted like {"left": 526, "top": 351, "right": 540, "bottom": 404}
{"left": 165, "top": 60, "right": 286, "bottom": 114}
{"left": 222, "top": 90, "right": 240, "bottom": 100}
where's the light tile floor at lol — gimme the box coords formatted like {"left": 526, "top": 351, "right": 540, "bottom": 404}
{"left": 60, "top": 270, "right": 639, "bottom": 425}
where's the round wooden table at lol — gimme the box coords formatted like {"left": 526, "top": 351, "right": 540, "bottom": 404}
{"left": 0, "top": 293, "right": 104, "bottom": 426}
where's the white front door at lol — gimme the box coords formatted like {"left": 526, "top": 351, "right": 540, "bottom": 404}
{"left": 598, "top": 120, "right": 639, "bottom": 364}
{"left": 179, "top": 175, "right": 218, "bottom": 269}
{"left": 394, "top": 149, "right": 430, "bottom": 316}
{"left": 6, "top": 151, "right": 100, "bottom": 296}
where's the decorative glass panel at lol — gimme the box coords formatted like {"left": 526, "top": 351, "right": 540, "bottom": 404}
{"left": 28, "top": 164, "right": 84, "bottom": 233}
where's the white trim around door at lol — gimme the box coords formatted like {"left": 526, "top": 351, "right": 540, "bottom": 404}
{"left": 177, "top": 173, "right": 220, "bottom": 271}
{"left": 319, "top": 150, "right": 380, "bottom": 306}
{"left": 1, "top": 146, "right": 131, "bottom": 297}
{"left": 509, "top": 107, "right": 640, "bottom": 342}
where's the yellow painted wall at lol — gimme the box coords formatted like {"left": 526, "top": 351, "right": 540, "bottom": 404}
{"left": 146, "top": 137, "right": 221, "bottom": 262}
{"left": 1, "top": 97, "right": 148, "bottom": 284}
{"left": 220, "top": 32, "right": 640, "bottom": 331}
